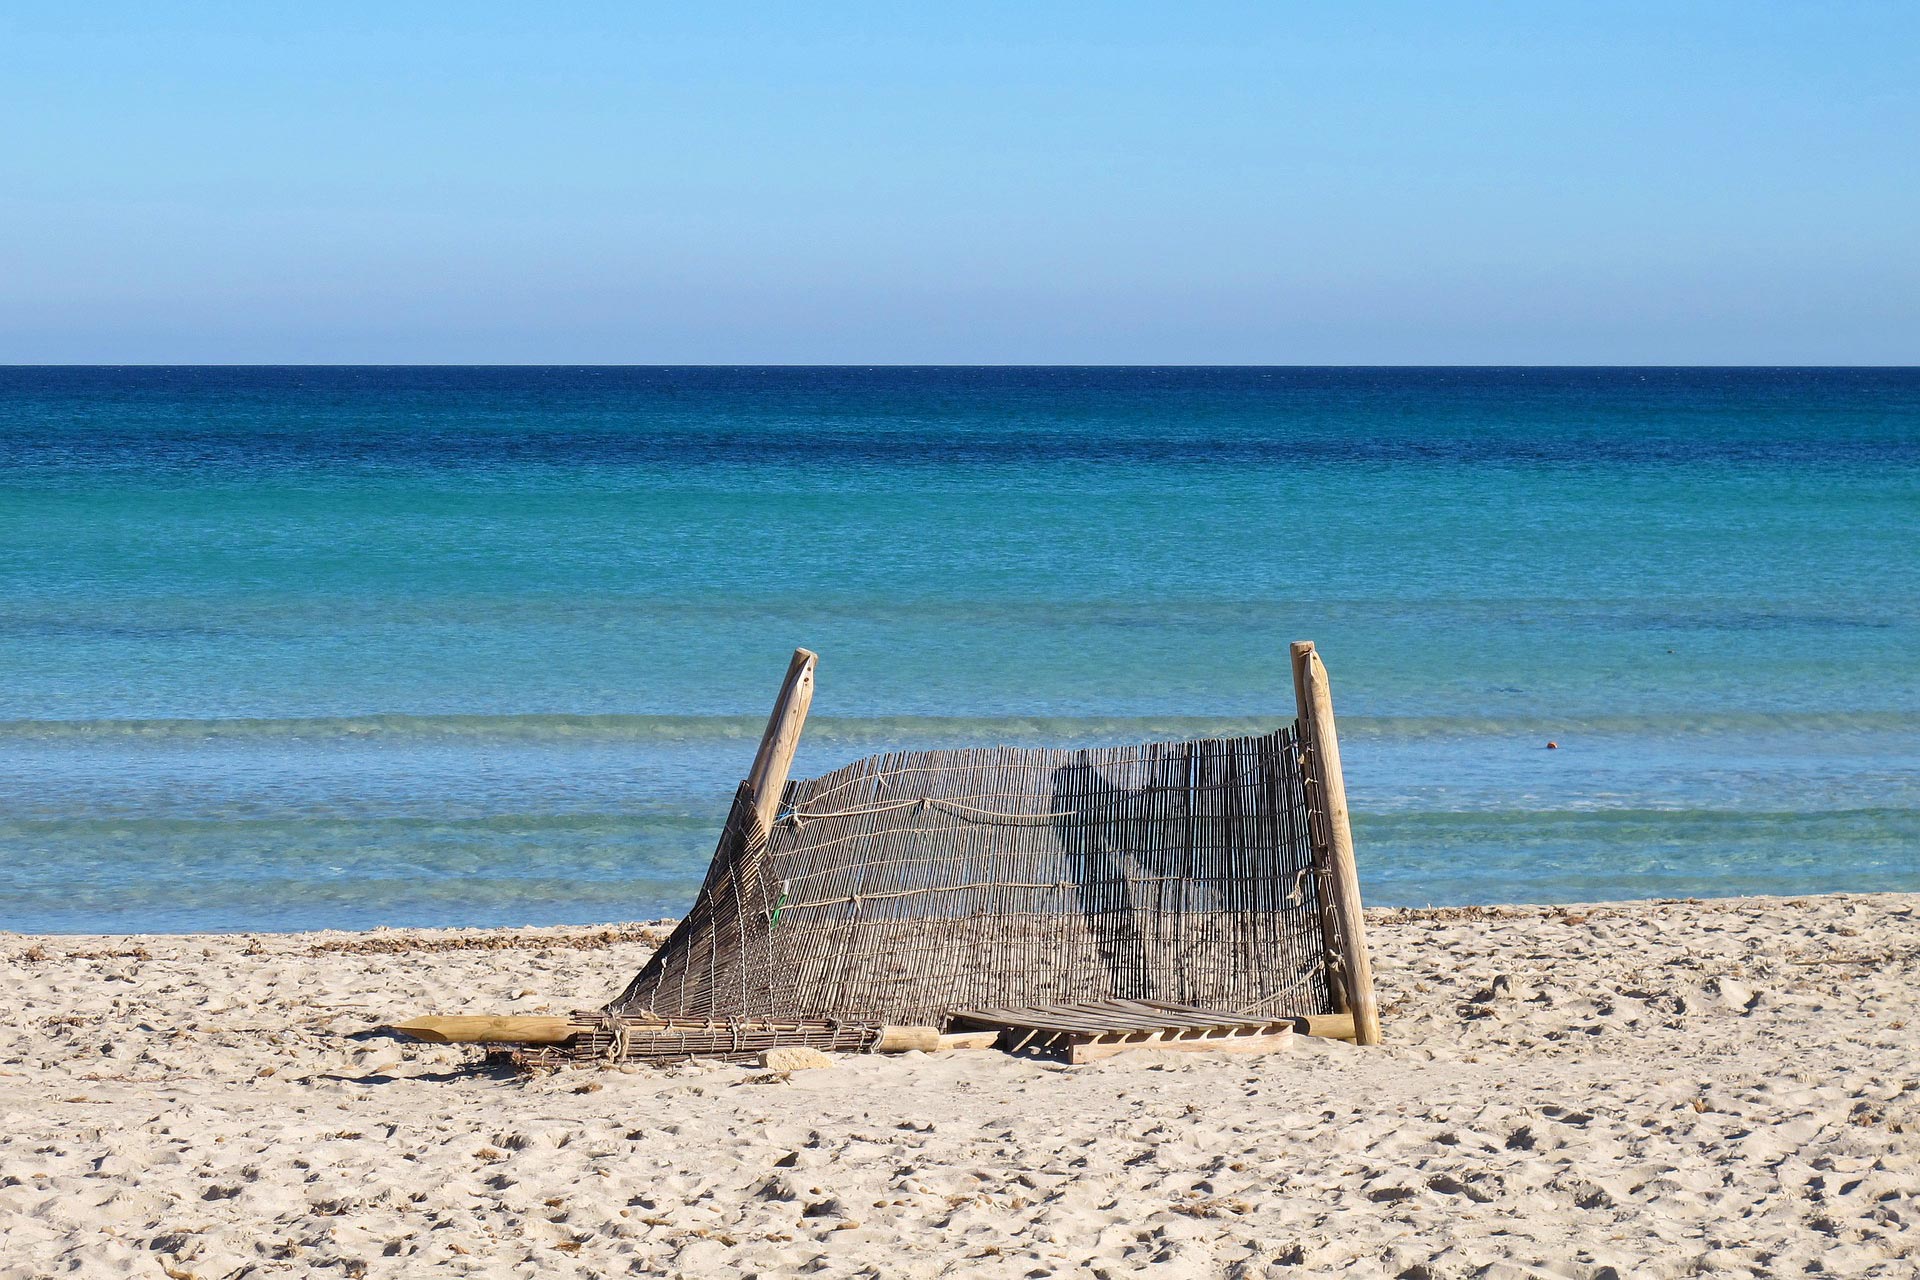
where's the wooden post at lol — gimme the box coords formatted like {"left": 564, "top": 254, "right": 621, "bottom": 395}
{"left": 745, "top": 648, "right": 818, "bottom": 836}
{"left": 1290, "top": 641, "right": 1382, "bottom": 1046}
{"left": 1291, "top": 646, "right": 1349, "bottom": 1018}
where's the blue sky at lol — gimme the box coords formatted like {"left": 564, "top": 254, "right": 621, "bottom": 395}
{"left": 2, "top": 4, "right": 1915, "bottom": 363}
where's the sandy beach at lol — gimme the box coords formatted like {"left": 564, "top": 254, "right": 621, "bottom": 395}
{"left": 0, "top": 894, "right": 1913, "bottom": 1277}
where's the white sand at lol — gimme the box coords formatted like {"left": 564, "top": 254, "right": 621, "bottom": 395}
{"left": 3, "top": 894, "right": 1916, "bottom": 1278}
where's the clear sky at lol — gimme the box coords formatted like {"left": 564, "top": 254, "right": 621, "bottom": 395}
{"left": 2, "top": 3, "right": 1916, "bottom": 364}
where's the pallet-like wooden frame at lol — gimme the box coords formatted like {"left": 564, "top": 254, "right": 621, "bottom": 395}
{"left": 951, "top": 998, "right": 1307, "bottom": 1064}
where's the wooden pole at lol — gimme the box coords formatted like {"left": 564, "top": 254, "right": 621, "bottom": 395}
{"left": 1290, "top": 641, "right": 1382, "bottom": 1046}
{"left": 745, "top": 648, "right": 818, "bottom": 836}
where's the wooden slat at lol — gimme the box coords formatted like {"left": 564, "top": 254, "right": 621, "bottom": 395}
{"left": 1004, "top": 1007, "right": 1155, "bottom": 1035}
{"left": 953, "top": 999, "right": 1290, "bottom": 1040}
{"left": 1128, "top": 996, "right": 1258, "bottom": 1021}
{"left": 1098, "top": 1000, "right": 1230, "bottom": 1026}
{"left": 1083, "top": 999, "right": 1282, "bottom": 1033}
{"left": 1022, "top": 1014, "right": 1110, "bottom": 1034}
{"left": 952, "top": 1006, "right": 1100, "bottom": 1035}
{"left": 1112, "top": 999, "right": 1271, "bottom": 1031}
{"left": 1069, "top": 1027, "right": 1294, "bottom": 1064}
{"left": 1066, "top": 1002, "right": 1180, "bottom": 1031}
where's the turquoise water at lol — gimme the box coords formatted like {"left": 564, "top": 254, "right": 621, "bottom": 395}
{"left": 1, "top": 367, "right": 1915, "bottom": 931}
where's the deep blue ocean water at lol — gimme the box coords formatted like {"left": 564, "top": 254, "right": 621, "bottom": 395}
{"left": 1, "top": 366, "right": 1915, "bottom": 932}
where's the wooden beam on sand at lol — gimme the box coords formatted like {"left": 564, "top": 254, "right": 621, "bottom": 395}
{"left": 1291, "top": 641, "right": 1382, "bottom": 1047}
{"left": 746, "top": 648, "right": 818, "bottom": 837}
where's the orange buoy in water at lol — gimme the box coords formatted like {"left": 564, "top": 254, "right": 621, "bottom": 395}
{"left": 1546, "top": 741, "right": 1559, "bottom": 750}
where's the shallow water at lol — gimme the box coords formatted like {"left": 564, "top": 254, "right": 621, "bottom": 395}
{"left": 2, "top": 367, "right": 1915, "bottom": 930}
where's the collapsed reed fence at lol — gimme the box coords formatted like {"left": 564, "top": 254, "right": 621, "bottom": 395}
{"left": 605, "top": 643, "right": 1379, "bottom": 1045}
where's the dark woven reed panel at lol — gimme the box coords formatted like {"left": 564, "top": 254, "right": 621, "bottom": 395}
{"left": 607, "top": 726, "right": 1334, "bottom": 1027}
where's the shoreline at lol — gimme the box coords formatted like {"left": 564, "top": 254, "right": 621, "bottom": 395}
{"left": 4, "top": 888, "right": 1903, "bottom": 944}
{"left": 5, "top": 891, "right": 1917, "bottom": 1275}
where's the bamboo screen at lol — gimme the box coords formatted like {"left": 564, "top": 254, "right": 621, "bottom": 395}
{"left": 607, "top": 725, "right": 1344, "bottom": 1028}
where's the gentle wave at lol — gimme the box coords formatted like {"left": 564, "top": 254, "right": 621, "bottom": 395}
{"left": 1353, "top": 805, "right": 1920, "bottom": 830}
{"left": 0, "top": 713, "right": 1272, "bottom": 745}
{"left": 2, "top": 710, "right": 1916, "bottom": 745}
{"left": 5, "top": 805, "right": 1913, "bottom": 934}
{"left": 5, "top": 804, "right": 1912, "bottom": 836}
{"left": 0, "top": 812, "right": 717, "bottom": 838}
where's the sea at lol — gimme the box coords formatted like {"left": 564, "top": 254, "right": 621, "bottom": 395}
{"left": 1, "top": 367, "right": 1915, "bottom": 933}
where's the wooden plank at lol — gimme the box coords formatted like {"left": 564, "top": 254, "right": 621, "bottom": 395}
{"left": 957, "top": 1005, "right": 1110, "bottom": 1035}
{"left": 1056, "top": 1011, "right": 1157, "bottom": 1033}
{"left": 1069, "top": 1027, "right": 1294, "bottom": 1064}
{"left": 1058, "top": 1001, "right": 1189, "bottom": 1030}
{"left": 1014, "top": 1014, "right": 1108, "bottom": 1034}
{"left": 1067, "top": 1002, "right": 1184, "bottom": 1031}
{"left": 745, "top": 648, "right": 818, "bottom": 838}
{"left": 1114, "top": 999, "right": 1270, "bottom": 1031}
{"left": 1097, "top": 999, "right": 1235, "bottom": 1025}
{"left": 1150, "top": 1001, "right": 1352, "bottom": 1041}
{"left": 1291, "top": 641, "right": 1382, "bottom": 1047}
{"left": 1128, "top": 996, "right": 1255, "bottom": 1020}
{"left": 1142, "top": 1008, "right": 1286, "bottom": 1033}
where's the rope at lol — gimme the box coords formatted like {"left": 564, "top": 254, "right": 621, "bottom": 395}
{"left": 784, "top": 741, "right": 1281, "bottom": 812}
{"left": 784, "top": 773, "right": 1283, "bottom": 826}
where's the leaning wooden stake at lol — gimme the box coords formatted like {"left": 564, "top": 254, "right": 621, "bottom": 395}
{"left": 746, "top": 648, "right": 818, "bottom": 836}
{"left": 1290, "top": 641, "right": 1382, "bottom": 1046}
{"left": 389, "top": 1016, "right": 579, "bottom": 1044}
{"left": 1292, "top": 649, "right": 1352, "bottom": 1024}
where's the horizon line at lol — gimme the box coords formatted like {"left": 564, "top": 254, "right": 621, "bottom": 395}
{"left": 4, "top": 363, "right": 1917, "bottom": 371}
